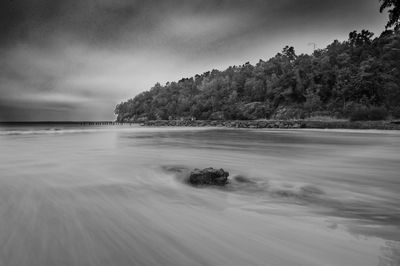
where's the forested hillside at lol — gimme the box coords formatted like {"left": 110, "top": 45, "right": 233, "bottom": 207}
{"left": 115, "top": 29, "right": 400, "bottom": 122}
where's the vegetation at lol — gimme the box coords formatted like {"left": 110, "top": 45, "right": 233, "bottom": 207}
{"left": 115, "top": 4, "right": 400, "bottom": 122}
{"left": 349, "top": 106, "right": 389, "bottom": 121}
{"left": 380, "top": 0, "right": 400, "bottom": 30}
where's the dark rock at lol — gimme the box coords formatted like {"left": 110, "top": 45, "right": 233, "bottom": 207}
{"left": 189, "top": 168, "right": 229, "bottom": 186}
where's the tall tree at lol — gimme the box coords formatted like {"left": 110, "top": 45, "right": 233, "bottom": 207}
{"left": 380, "top": 0, "right": 400, "bottom": 30}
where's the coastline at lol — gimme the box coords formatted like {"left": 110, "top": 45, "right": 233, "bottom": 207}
{"left": 137, "top": 119, "right": 400, "bottom": 130}
{"left": 2, "top": 120, "right": 399, "bottom": 130}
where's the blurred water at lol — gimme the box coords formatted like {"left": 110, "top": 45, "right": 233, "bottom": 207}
{"left": 0, "top": 125, "right": 399, "bottom": 266}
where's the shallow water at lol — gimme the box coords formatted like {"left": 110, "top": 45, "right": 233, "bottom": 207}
{"left": 0, "top": 125, "right": 399, "bottom": 266}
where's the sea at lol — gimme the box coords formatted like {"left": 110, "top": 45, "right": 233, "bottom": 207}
{"left": 0, "top": 123, "right": 399, "bottom": 266}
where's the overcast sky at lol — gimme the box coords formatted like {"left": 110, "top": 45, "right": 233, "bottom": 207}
{"left": 0, "top": 0, "right": 388, "bottom": 121}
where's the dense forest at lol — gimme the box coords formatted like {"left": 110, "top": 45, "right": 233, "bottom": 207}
{"left": 115, "top": 2, "right": 400, "bottom": 122}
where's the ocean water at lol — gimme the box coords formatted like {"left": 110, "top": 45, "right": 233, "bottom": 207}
{"left": 0, "top": 124, "right": 399, "bottom": 266}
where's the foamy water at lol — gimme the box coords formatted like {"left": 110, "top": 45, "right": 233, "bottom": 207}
{"left": 0, "top": 124, "right": 399, "bottom": 266}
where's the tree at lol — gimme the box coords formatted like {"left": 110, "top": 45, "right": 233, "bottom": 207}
{"left": 380, "top": 0, "right": 400, "bottom": 30}
{"left": 282, "top": 46, "right": 297, "bottom": 62}
{"left": 349, "top": 30, "right": 374, "bottom": 47}
{"left": 115, "top": 30, "right": 399, "bottom": 122}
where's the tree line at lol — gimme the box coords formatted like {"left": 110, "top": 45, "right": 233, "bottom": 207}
{"left": 115, "top": 2, "right": 400, "bottom": 122}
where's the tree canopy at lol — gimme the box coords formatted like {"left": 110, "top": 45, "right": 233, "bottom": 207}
{"left": 380, "top": 0, "right": 400, "bottom": 30}
{"left": 115, "top": 29, "right": 400, "bottom": 122}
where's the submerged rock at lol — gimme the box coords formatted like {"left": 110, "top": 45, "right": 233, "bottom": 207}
{"left": 233, "top": 175, "right": 255, "bottom": 184}
{"left": 189, "top": 168, "right": 229, "bottom": 186}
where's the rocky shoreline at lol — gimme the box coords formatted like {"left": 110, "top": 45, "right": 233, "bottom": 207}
{"left": 137, "top": 119, "right": 400, "bottom": 130}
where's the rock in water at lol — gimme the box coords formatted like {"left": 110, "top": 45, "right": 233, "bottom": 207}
{"left": 189, "top": 168, "right": 229, "bottom": 186}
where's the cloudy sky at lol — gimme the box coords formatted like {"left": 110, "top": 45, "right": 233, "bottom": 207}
{"left": 0, "top": 0, "right": 388, "bottom": 121}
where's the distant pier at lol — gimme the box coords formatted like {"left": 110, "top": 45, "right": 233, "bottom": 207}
{"left": 0, "top": 121, "right": 135, "bottom": 126}
{"left": 80, "top": 121, "right": 133, "bottom": 126}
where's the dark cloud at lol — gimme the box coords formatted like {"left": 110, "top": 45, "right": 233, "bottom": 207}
{"left": 0, "top": 0, "right": 387, "bottom": 121}
{"left": 0, "top": 0, "right": 384, "bottom": 48}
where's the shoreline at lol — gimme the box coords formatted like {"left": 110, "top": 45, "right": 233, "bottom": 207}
{"left": 2, "top": 120, "right": 399, "bottom": 130}
{"left": 137, "top": 119, "right": 400, "bottom": 130}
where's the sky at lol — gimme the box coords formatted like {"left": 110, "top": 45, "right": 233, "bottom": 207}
{"left": 0, "top": 0, "right": 388, "bottom": 121}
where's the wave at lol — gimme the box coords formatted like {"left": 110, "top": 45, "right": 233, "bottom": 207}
{"left": 0, "top": 128, "right": 112, "bottom": 135}
{"left": 162, "top": 164, "right": 400, "bottom": 240}
{"left": 162, "top": 165, "right": 323, "bottom": 198}
{"left": 0, "top": 126, "right": 217, "bottom": 136}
